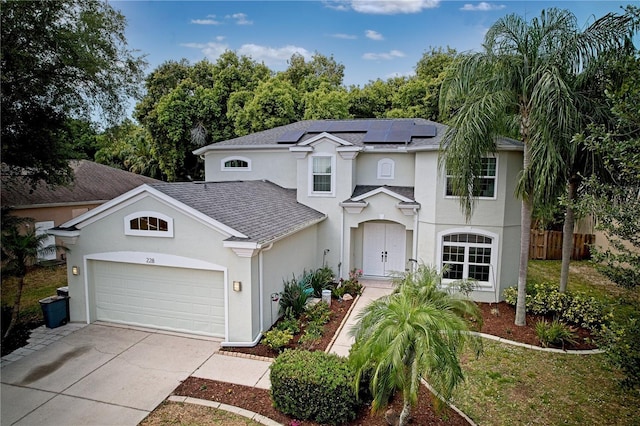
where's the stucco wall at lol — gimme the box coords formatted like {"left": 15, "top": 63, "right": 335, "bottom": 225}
{"left": 355, "top": 152, "right": 415, "bottom": 187}
{"left": 63, "top": 195, "right": 258, "bottom": 342}
{"left": 203, "top": 149, "right": 297, "bottom": 188}
{"left": 260, "top": 224, "right": 319, "bottom": 331}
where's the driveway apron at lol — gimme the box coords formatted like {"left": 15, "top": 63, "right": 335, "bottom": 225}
{"left": 1, "top": 324, "right": 220, "bottom": 425}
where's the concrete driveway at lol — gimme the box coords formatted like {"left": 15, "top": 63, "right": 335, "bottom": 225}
{"left": 1, "top": 323, "right": 220, "bottom": 425}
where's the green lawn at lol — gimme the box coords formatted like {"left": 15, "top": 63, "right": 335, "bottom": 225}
{"left": 1, "top": 264, "right": 68, "bottom": 320}
{"left": 451, "top": 260, "right": 640, "bottom": 425}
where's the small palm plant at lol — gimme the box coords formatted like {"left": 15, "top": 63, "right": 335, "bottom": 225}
{"left": 349, "top": 265, "right": 482, "bottom": 426}
{"left": 1, "top": 208, "right": 65, "bottom": 340}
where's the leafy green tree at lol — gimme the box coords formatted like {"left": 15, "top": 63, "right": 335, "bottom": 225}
{"left": 578, "top": 54, "right": 640, "bottom": 289}
{"left": 282, "top": 52, "right": 345, "bottom": 92}
{"left": 1, "top": 210, "right": 64, "bottom": 340}
{"left": 348, "top": 79, "right": 394, "bottom": 118}
{"left": 439, "top": 8, "right": 633, "bottom": 325}
{"left": 1, "top": 0, "right": 146, "bottom": 187}
{"left": 349, "top": 266, "right": 481, "bottom": 426}
{"left": 135, "top": 54, "right": 271, "bottom": 179}
{"left": 302, "top": 83, "right": 351, "bottom": 120}
{"left": 231, "top": 78, "right": 301, "bottom": 135}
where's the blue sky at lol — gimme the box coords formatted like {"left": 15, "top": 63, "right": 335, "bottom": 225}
{"left": 113, "top": 1, "right": 631, "bottom": 87}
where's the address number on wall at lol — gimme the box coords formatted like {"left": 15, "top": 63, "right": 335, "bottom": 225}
{"left": 146, "top": 258, "right": 155, "bottom": 264}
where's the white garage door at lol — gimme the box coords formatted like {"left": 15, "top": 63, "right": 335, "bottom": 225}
{"left": 91, "top": 261, "right": 224, "bottom": 337}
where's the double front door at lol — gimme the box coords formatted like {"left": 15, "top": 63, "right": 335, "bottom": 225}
{"left": 363, "top": 222, "right": 406, "bottom": 277}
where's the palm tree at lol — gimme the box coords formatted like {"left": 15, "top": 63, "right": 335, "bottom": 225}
{"left": 439, "top": 8, "right": 633, "bottom": 325}
{"left": 1, "top": 209, "right": 63, "bottom": 339}
{"left": 349, "top": 266, "right": 481, "bottom": 426}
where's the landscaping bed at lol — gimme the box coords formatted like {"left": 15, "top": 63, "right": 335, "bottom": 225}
{"left": 221, "top": 297, "right": 354, "bottom": 358}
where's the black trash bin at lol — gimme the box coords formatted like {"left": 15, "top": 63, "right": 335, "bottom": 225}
{"left": 56, "top": 286, "right": 70, "bottom": 323}
{"left": 39, "top": 296, "right": 69, "bottom": 328}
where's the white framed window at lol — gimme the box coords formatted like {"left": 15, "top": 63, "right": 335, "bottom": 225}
{"left": 446, "top": 157, "right": 497, "bottom": 198}
{"left": 221, "top": 156, "right": 251, "bottom": 171}
{"left": 124, "top": 211, "right": 174, "bottom": 238}
{"left": 377, "top": 158, "right": 395, "bottom": 180}
{"left": 309, "top": 154, "right": 335, "bottom": 196}
{"left": 437, "top": 229, "right": 498, "bottom": 290}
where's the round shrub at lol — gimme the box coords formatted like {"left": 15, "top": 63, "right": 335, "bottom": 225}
{"left": 270, "top": 349, "right": 359, "bottom": 425}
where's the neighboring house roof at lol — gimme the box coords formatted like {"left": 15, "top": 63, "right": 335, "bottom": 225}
{"left": 1, "top": 160, "right": 161, "bottom": 208}
{"left": 150, "top": 181, "right": 326, "bottom": 244}
{"left": 193, "top": 118, "right": 523, "bottom": 154}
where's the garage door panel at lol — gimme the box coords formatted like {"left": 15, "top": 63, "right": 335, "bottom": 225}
{"left": 92, "top": 261, "right": 224, "bottom": 337}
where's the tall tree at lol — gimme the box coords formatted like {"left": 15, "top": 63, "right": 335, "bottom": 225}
{"left": 439, "top": 8, "right": 633, "bottom": 325}
{"left": 349, "top": 266, "right": 481, "bottom": 426}
{"left": 302, "top": 83, "right": 351, "bottom": 120}
{"left": 1, "top": 0, "right": 146, "bottom": 187}
{"left": 578, "top": 53, "right": 640, "bottom": 289}
{"left": 282, "top": 52, "right": 345, "bottom": 92}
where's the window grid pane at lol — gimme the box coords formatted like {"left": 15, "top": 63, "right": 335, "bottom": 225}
{"left": 129, "top": 216, "right": 169, "bottom": 233}
{"left": 313, "top": 157, "right": 331, "bottom": 173}
{"left": 313, "top": 175, "right": 331, "bottom": 192}
{"left": 443, "top": 263, "right": 464, "bottom": 280}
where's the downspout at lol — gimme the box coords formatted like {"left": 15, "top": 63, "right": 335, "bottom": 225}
{"left": 259, "top": 243, "right": 274, "bottom": 333}
{"left": 340, "top": 207, "right": 345, "bottom": 279}
{"left": 412, "top": 209, "right": 419, "bottom": 264}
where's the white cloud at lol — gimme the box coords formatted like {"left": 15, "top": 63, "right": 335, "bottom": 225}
{"left": 238, "top": 44, "right": 311, "bottom": 66}
{"left": 227, "top": 13, "right": 253, "bottom": 25}
{"left": 365, "top": 30, "right": 384, "bottom": 40}
{"left": 181, "top": 41, "right": 310, "bottom": 66}
{"left": 460, "top": 2, "right": 506, "bottom": 11}
{"left": 387, "top": 70, "right": 416, "bottom": 79}
{"left": 182, "top": 42, "right": 230, "bottom": 60}
{"left": 351, "top": 0, "right": 439, "bottom": 14}
{"left": 330, "top": 33, "right": 358, "bottom": 39}
{"left": 322, "top": 1, "right": 350, "bottom": 11}
{"left": 362, "top": 50, "right": 405, "bottom": 60}
{"left": 191, "top": 18, "right": 221, "bottom": 25}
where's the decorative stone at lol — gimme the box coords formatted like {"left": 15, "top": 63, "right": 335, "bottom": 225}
{"left": 342, "top": 294, "right": 354, "bottom": 301}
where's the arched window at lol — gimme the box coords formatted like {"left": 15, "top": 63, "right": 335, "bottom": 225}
{"left": 124, "top": 212, "right": 174, "bottom": 237}
{"left": 438, "top": 230, "right": 497, "bottom": 289}
{"left": 377, "top": 158, "right": 395, "bottom": 180}
{"left": 221, "top": 156, "right": 251, "bottom": 171}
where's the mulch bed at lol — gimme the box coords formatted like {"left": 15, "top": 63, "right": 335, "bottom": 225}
{"left": 221, "top": 297, "right": 355, "bottom": 359}
{"left": 476, "top": 301, "right": 597, "bottom": 350}
{"left": 175, "top": 377, "right": 469, "bottom": 426}
{"left": 173, "top": 296, "right": 598, "bottom": 425}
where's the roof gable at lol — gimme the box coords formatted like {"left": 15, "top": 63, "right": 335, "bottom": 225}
{"left": 57, "top": 181, "right": 326, "bottom": 245}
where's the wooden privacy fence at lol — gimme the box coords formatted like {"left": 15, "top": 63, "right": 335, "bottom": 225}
{"left": 529, "top": 230, "right": 595, "bottom": 260}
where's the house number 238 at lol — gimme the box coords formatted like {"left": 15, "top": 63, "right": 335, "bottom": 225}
{"left": 146, "top": 258, "right": 155, "bottom": 264}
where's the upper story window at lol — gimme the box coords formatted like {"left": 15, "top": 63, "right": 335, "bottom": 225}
{"left": 124, "top": 212, "right": 174, "bottom": 238}
{"left": 309, "top": 154, "right": 335, "bottom": 196}
{"left": 221, "top": 156, "right": 251, "bottom": 171}
{"left": 377, "top": 158, "right": 395, "bottom": 180}
{"left": 446, "top": 157, "right": 497, "bottom": 198}
{"left": 440, "top": 231, "right": 496, "bottom": 289}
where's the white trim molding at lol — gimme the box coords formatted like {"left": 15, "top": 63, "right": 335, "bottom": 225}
{"left": 435, "top": 227, "right": 499, "bottom": 291}
{"left": 308, "top": 153, "right": 336, "bottom": 197}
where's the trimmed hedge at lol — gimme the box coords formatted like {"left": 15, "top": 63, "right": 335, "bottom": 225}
{"left": 270, "top": 349, "right": 359, "bottom": 425}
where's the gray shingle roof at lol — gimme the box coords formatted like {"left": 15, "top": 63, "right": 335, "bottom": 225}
{"left": 150, "top": 180, "right": 325, "bottom": 244}
{"left": 348, "top": 185, "right": 415, "bottom": 202}
{"left": 194, "top": 118, "right": 522, "bottom": 152}
{"left": 1, "top": 160, "right": 161, "bottom": 207}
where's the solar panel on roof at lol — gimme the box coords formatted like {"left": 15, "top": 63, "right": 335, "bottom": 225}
{"left": 412, "top": 124, "right": 437, "bottom": 137}
{"left": 327, "top": 121, "right": 370, "bottom": 132}
{"left": 276, "top": 130, "right": 305, "bottom": 143}
{"left": 385, "top": 129, "right": 412, "bottom": 143}
{"left": 369, "top": 121, "right": 393, "bottom": 131}
{"left": 306, "top": 122, "right": 328, "bottom": 132}
{"left": 362, "top": 130, "right": 388, "bottom": 143}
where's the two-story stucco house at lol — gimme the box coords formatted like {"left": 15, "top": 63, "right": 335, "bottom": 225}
{"left": 51, "top": 118, "right": 523, "bottom": 346}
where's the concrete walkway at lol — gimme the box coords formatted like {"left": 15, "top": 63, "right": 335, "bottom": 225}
{"left": 328, "top": 281, "right": 394, "bottom": 357}
{"left": 0, "top": 282, "right": 393, "bottom": 426}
